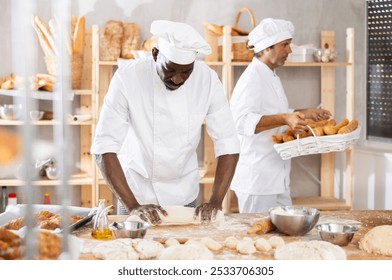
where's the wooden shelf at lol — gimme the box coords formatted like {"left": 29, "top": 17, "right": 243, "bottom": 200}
{"left": 0, "top": 119, "right": 93, "bottom": 126}
{"left": 292, "top": 196, "right": 351, "bottom": 211}
{"left": 0, "top": 173, "right": 93, "bottom": 186}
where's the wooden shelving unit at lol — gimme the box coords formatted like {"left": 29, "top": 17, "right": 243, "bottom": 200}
{"left": 0, "top": 29, "right": 96, "bottom": 208}
{"left": 204, "top": 26, "right": 355, "bottom": 212}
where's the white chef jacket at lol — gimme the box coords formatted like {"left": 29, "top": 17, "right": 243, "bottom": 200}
{"left": 230, "top": 58, "right": 291, "bottom": 195}
{"left": 91, "top": 57, "right": 239, "bottom": 206}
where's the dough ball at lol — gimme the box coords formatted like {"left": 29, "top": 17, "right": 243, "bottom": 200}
{"left": 158, "top": 244, "right": 214, "bottom": 260}
{"left": 359, "top": 225, "right": 392, "bottom": 256}
{"left": 255, "top": 237, "right": 272, "bottom": 252}
{"left": 224, "top": 236, "right": 239, "bottom": 249}
{"left": 165, "top": 238, "right": 180, "bottom": 247}
{"left": 268, "top": 236, "right": 285, "bottom": 249}
{"left": 134, "top": 239, "right": 164, "bottom": 260}
{"left": 274, "top": 240, "right": 346, "bottom": 260}
{"left": 93, "top": 239, "right": 139, "bottom": 260}
{"left": 236, "top": 237, "right": 256, "bottom": 255}
{"left": 200, "top": 237, "right": 222, "bottom": 251}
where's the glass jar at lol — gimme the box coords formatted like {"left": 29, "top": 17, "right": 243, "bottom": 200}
{"left": 91, "top": 199, "right": 112, "bottom": 240}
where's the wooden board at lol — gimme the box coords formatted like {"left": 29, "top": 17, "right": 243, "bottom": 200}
{"left": 76, "top": 210, "right": 392, "bottom": 260}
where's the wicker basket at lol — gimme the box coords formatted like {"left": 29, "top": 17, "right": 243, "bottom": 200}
{"left": 231, "top": 7, "right": 256, "bottom": 61}
{"left": 273, "top": 126, "right": 361, "bottom": 160}
{"left": 203, "top": 7, "right": 256, "bottom": 62}
{"left": 44, "top": 54, "right": 83, "bottom": 89}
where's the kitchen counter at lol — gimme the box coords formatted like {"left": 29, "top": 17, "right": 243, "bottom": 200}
{"left": 76, "top": 210, "right": 392, "bottom": 260}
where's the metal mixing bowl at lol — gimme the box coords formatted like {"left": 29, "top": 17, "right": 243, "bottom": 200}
{"left": 316, "top": 223, "right": 358, "bottom": 246}
{"left": 109, "top": 220, "right": 150, "bottom": 239}
{"left": 269, "top": 206, "right": 320, "bottom": 236}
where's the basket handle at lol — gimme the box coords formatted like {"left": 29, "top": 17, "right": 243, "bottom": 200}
{"left": 234, "top": 7, "right": 256, "bottom": 29}
{"left": 296, "top": 125, "right": 321, "bottom": 152}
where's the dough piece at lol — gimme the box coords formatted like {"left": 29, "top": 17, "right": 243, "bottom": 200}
{"left": 224, "top": 236, "right": 239, "bottom": 249}
{"left": 236, "top": 237, "right": 256, "bottom": 255}
{"left": 93, "top": 239, "right": 139, "bottom": 260}
{"left": 275, "top": 240, "right": 346, "bottom": 260}
{"left": 200, "top": 237, "right": 222, "bottom": 251}
{"left": 126, "top": 206, "right": 225, "bottom": 226}
{"left": 268, "top": 236, "right": 285, "bottom": 249}
{"left": 134, "top": 239, "right": 164, "bottom": 260}
{"left": 359, "top": 225, "right": 392, "bottom": 256}
{"left": 255, "top": 237, "right": 272, "bottom": 252}
{"left": 165, "top": 238, "right": 180, "bottom": 247}
{"left": 158, "top": 243, "right": 214, "bottom": 260}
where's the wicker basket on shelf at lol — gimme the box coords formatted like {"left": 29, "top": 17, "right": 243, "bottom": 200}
{"left": 203, "top": 7, "right": 256, "bottom": 62}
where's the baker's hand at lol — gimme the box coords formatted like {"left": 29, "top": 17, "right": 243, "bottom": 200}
{"left": 195, "top": 202, "right": 221, "bottom": 224}
{"left": 301, "top": 108, "right": 332, "bottom": 121}
{"left": 285, "top": 112, "right": 308, "bottom": 137}
{"left": 130, "top": 204, "right": 168, "bottom": 225}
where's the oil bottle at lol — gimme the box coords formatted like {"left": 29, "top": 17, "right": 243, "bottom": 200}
{"left": 91, "top": 199, "right": 113, "bottom": 240}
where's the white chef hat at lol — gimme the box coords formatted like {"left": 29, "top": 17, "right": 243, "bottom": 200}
{"left": 248, "top": 18, "right": 294, "bottom": 53}
{"left": 150, "top": 20, "right": 212, "bottom": 65}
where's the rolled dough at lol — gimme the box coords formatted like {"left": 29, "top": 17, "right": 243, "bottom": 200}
{"left": 127, "top": 205, "right": 225, "bottom": 226}
{"left": 359, "top": 225, "right": 392, "bottom": 256}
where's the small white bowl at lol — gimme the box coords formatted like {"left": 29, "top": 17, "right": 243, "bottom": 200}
{"left": 29, "top": 110, "right": 44, "bottom": 121}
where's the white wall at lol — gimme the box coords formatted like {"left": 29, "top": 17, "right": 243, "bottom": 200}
{"left": 1, "top": 0, "right": 391, "bottom": 210}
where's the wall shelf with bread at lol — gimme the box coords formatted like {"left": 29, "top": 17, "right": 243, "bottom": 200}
{"left": 204, "top": 21, "right": 356, "bottom": 212}
{"left": 0, "top": 16, "right": 96, "bottom": 207}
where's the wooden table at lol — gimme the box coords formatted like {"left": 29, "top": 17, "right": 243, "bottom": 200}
{"left": 76, "top": 210, "right": 392, "bottom": 260}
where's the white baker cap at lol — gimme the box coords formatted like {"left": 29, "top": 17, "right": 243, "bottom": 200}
{"left": 248, "top": 18, "right": 294, "bottom": 53}
{"left": 150, "top": 20, "right": 211, "bottom": 65}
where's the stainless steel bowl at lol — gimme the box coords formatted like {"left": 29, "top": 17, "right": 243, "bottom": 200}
{"left": 109, "top": 220, "right": 150, "bottom": 239}
{"left": 0, "top": 104, "right": 22, "bottom": 120}
{"left": 269, "top": 206, "right": 320, "bottom": 236}
{"left": 316, "top": 223, "right": 358, "bottom": 246}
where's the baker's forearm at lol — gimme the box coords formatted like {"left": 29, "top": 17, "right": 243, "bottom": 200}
{"left": 208, "top": 153, "right": 239, "bottom": 208}
{"left": 255, "top": 114, "right": 287, "bottom": 133}
{"left": 96, "top": 153, "right": 140, "bottom": 211}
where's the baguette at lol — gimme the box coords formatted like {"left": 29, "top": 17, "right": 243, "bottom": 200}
{"left": 32, "top": 16, "right": 52, "bottom": 56}
{"left": 338, "top": 119, "right": 358, "bottom": 134}
{"left": 73, "top": 16, "right": 85, "bottom": 55}
{"left": 34, "top": 15, "right": 57, "bottom": 54}
{"left": 247, "top": 217, "right": 275, "bottom": 234}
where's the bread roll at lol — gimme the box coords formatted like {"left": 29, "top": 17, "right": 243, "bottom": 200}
{"left": 100, "top": 20, "right": 123, "bottom": 61}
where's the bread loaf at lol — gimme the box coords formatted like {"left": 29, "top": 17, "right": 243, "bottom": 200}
{"left": 121, "top": 23, "right": 140, "bottom": 59}
{"left": 338, "top": 119, "right": 359, "bottom": 134}
{"left": 323, "top": 118, "right": 349, "bottom": 135}
{"left": 100, "top": 20, "right": 123, "bottom": 61}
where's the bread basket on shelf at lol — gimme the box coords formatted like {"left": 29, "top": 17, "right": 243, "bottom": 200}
{"left": 273, "top": 126, "right": 361, "bottom": 160}
{"left": 203, "top": 7, "right": 256, "bottom": 62}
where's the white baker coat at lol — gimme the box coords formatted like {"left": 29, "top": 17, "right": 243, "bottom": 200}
{"left": 230, "top": 58, "right": 291, "bottom": 195}
{"left": 91, "top": 57, "right": 239, "bottom": 206}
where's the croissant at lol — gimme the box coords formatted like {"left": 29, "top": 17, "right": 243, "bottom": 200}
{"left": 338, "top": 119, "right": 359, "bottom": 134}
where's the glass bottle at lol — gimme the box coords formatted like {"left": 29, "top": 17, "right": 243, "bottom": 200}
{"left": 43, "top": 192, "right": 51, "bottom": 204}
{"left": 91, "top": 199, "right": 112, "bottom": 240}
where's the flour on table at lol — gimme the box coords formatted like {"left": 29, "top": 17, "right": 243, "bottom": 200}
{"left": 359, "top": 225, "right": 392, "bottom": 256}
{"left": 274, "top": 240, "right": 346, "bottom": 260}
{"left": 158, "top": 243, "right": 214, "bottom": 260}
{"left": 127, "top": 205, "right": 225, "bottom": 226}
